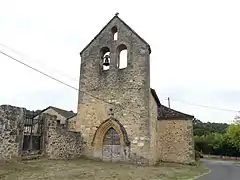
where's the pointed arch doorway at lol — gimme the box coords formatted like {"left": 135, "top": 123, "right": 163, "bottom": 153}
{"left": 91, "top": 117, "right": 130, "bottom": 162}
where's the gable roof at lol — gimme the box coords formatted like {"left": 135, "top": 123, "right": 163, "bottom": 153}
{"left": 150, "top": 88, "right": 161, "bottom": 106}
{"left": 66, "top": 114, "right": 77, "bottom": 120}
{"left": 80, "top": 14, "right": 151, "bottom": 56}
{"left": 157, "top": 105, "right": 194, "bottom": 120}
{"left": 150, "top": 88, "right": 194, "bottom": 120}
{"left": 38, "top": 106, "right": 76, "bottom": 119}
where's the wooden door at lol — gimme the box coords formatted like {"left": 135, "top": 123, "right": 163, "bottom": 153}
{"left": 102, "top": 128, "right": 121, "bottom": 161}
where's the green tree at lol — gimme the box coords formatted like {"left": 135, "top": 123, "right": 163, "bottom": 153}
{"left": 193, "top": 118, "right": 228, "bottom": 136}
{"left": 193, "top": 117, "right": 240, "bottom": 157}
{"left": 226, "top": 123, "right": 240, "bottom": 150}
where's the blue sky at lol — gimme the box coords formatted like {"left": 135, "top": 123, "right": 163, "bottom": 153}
{"left": 0, "top": 0, "right": 239, "bottom": 123}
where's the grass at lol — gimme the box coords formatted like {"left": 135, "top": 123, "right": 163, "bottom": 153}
{"left": 0, "top": 158, "right": 207, "bottom": 180}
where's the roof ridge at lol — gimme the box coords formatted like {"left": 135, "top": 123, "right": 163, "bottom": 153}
{"left": 35, "top": 106, "right": 76, "bottom": 119}
{"left": 115, "top": 15, "right": 151, "bottom": 52}
{"left": 51, "top": 106, "right": 70, "bottom": 112}
{"left": 150, "top": 88, "right": 161, "bottom": 106}
{"left": 80, "top": 14, "right": 151, "bottom": 55}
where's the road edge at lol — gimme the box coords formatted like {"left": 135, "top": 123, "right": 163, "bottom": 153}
{"left": 187, "top": 168, "right": 211, "bottom": 180}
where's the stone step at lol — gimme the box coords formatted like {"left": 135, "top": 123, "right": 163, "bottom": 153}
{"left": 21, "top": 154, "right": 43, "bottom": 160}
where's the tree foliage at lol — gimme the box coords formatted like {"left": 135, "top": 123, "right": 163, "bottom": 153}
{"left": 226, "top": 123, "right": 240, "bottom": 149}
{"left": 193, "top": 118, "right": 228, "bottom": 136}
{"left": 193, "top": 118, "right": 240, "bottom": 157}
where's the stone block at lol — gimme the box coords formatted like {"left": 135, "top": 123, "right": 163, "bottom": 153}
{"left": 137, "top": 142, "right": 144, "bottom": 147}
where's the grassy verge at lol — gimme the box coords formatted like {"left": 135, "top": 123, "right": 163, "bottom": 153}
{"left": 0, "top": 158, "right": 208, "bottom": 180}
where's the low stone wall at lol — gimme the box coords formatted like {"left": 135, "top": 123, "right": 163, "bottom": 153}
{"left": 0, "top": 105, "right": 25, "bottom": 161}
{"left": 45, "top": 115, "right": 83, "bottom": 159}
{"left": 0, "top": 105, "right": 84, "bottom": 162}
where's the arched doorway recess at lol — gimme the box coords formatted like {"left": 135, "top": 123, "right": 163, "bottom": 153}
{"left": 91, "top": 117, "right": 130, "bottom": 162}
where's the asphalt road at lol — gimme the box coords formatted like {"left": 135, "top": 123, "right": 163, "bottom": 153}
{"left": 198, "top": 159, "right": 240, "bottom": 180}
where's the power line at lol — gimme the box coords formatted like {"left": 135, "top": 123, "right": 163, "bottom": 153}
{"left": 170, "top": 98, "right": 239, "bottom": 113}
{"left": 0, "top": 51, "right": 79, "bottom": 91}
{"left": 0, "top": 43, "right": 79, "bottom": 82}
{"left": 0, "top": 50, "right": 164, "bottom": 117}
{"left": 0, "top": 50, "right": 119, "bottom": 107}
{"left": 0, "top": 43, "right": 171, "bottom": 97}
{"left": 1, "top": 48, "right": 238, "bottom": 114}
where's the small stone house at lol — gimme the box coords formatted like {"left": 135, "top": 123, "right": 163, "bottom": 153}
{"left": 34, "top": 106, "right": 76, "bottom": 125}
{"left": 75, "top": 14, "right": 195, "bottom": 165}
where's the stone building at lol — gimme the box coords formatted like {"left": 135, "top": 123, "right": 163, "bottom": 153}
{"left": 34, "top": 106, "right": 76, "bottom": 125}
{"left": 75, "top": 14, "right": 195, "bottom": 165}
{"left": 0, "top": 105, "right": 82, "bottom": 162}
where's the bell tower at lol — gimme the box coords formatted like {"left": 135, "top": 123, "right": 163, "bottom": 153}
{"left": 76, "top": 14, "right": 153, "bottom": 164}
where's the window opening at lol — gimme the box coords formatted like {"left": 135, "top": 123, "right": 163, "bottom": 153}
{"left": 117, "top": 44, "right": 127, "bottom": 69}
{"left": 112, "top": 26, "right": 118, "bottom": 41}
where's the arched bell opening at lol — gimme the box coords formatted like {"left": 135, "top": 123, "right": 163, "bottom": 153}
{"left": 100, "top": 47, "right": 111, "bottom": 71}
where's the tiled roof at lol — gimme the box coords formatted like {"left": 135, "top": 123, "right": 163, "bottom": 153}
{"left": 157, "top": 105, "right": 194, "bottom": 120}
{"left": 37, "top": 106, "right": 76, "bottom": 119}
{"left": 66, "top": 114, "right": 77, "bottom": 120}
{"left": 50, "top": 106, "right": 76, "bottom": 118}
{"left": 150, "top": 88, "right": 194, "bottom": 120}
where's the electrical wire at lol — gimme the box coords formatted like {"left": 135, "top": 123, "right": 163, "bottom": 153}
{"left": 1, "top": 48, "right": 238, "bottom": 114}
{"left": 0, "top": 43, "right": 79, "bottom": 82}
{"left": 170, "top": 98, "right": 239, "bottom": 113}
{"left": 0, "top": 50, "right": 166, "bottom": 117}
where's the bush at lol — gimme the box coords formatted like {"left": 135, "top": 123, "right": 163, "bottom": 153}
{"left": 195, "top": 150, "right": 203, "bottom": 160}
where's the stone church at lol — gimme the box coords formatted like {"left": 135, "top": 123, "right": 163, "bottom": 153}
{"left": 75, "top": 14, "right": 195, "bottom": 165}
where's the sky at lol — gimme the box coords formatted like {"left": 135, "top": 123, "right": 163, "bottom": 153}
{"left": 0, "top": 0, "right": 239, "bottom": 123}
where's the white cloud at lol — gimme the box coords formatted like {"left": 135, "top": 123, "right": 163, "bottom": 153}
{"left": 0, "top": 0, "right": 239, "bottom": 123}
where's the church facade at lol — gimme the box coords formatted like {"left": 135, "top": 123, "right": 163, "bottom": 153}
{"left": 75, "top": 14, "right": 195, "bottom": 165}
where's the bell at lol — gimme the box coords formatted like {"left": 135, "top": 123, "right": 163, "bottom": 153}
{"left": 103, "top": 55, "right": 110, "bottom": 66}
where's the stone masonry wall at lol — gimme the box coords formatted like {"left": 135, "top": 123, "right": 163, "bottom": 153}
{"left": 76, "top": 16, "right": 151, "bottom": 164}
{"left": 0, "top": 105, "right": 25, "bottom": 161}
{"left": 76, "top": 98, "right": 151, "bottom": 164}
{"left": 0, "top": 105, "right": 84, "bottom": 162}
{"left": 148, "top": 93, "right": 157, "bottom": 164}
{"left": 156, "top": 119, "right": 195, "bottom": 164}
{"left": 67, "top": 115, "right": 77, "bottom": 131}
{"left": 45, "top": 114, "right": 83, "bottom": 159}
